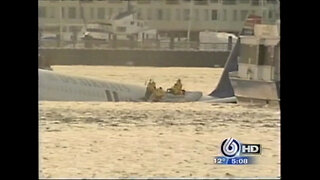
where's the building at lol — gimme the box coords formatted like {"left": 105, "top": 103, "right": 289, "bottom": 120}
{"left": 39, "top": 0, "right": 279, "bottom": 40}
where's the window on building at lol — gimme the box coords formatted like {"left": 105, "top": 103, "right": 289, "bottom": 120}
{"left": 239, "top": 0, "right": 249, "bottom": 3}
{"left": 240, "top": 10, "right": 248, "bottom": 20}
{"left": 109, "top": 8, "right": 113, "bottom": 18}
{"left": 70, "top": 26, "right": 81, "bottom": 33}
{"left": 116, "top": 26, "right": 126, "bottom": 32}
{"left": 263, "top": 10, "right": 267, "bottom": 18}
{"left": 109, "top": 0, "right": 122, "bottom": 3}
{"left": 157, "top": 9, "right": 163, "bottom": 20}
{"left": 210, "top": 0, "right": 219, "bottom": 3}
{"left": 48, "top": 7, "right": 55, "bottom": 18}
{"left": 97, "top": 8, "right": 105, "bottom": 19}
{"left": 258, "top": 45, "right": 267, "bottom": 65}
{"left": 203, "top": 9, "right": 209, "bottom": 21}
{"left": 211, "top": 10, "right": 218, "bottom": 20}
{"left": 68, "top": 7, "right": 76, "bottom": 19}
{"left": 80, "top": 7, "right": 84, "bottom": 19}
{"left": 233, "top": 10, "right": 237, "bottom": 21}
{"left": 223, "top": 9, "right": 227, "bottom": 21}
{"left": 176, "top": 9, "right": 181, "bottom": 20}
{"left": 268, "top": 10, "right": 273, "bottom": 19}
{"left": 137, "top": 9, "right": 143, "bottom": 20}
{"left": 193, "top": 9, "right": 199, "bottom": 21}
{"left": 90, "top": 8, "right": 94, "bottom": 19}
{"left": 137, "top": 0, "right": 151, "bottom": 4}
{"left": 166, "top": 0, "right": 179, "bottom": 4}
{"left": 275, "top": 11, "right": 280, "bottom": 19}
{"left": 267, "top": 0, "right": 277, "bottom": 4}
{"left": 147, "top": 9, "right": 152, "bottom": 20}
{"left": 251, "top": 0, "right": 260, "bottom": 6}
{"left": 61, "top": 7, "right": 65, "bottom": 18}
{"left": 222, "top": 0, "right": 236, "bottom": 5}
{"left": 183, "top": 9, "right": 190, "bottom": 21}
{"left": 165, "top": 9, "right": 171, "bottom": 20}
{"left": 39, "top": 6, "right": 46, "bottom": 18}
{"left": 194, "top": 0, "right": 208, "bottom": 5}
{"left": 62, "top": 26, "right": 67, "bottom": 32}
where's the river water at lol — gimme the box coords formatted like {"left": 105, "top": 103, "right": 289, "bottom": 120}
{"left": 39, "top": 66, "right": 280, "bottom": 178}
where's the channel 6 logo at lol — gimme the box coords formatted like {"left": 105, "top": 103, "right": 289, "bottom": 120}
{"left": 221, "top": 137, "right": 261, "bottom": 157}
{"left": 214, "top": 137, "right": 261, "bottom": 165}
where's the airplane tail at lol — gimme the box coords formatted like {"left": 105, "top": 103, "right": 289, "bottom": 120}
{"left": 209, "top": 38, "right": 239, "bottom": 98}
{"left": 209, "top": 14, "right": 261, "bottom": 98}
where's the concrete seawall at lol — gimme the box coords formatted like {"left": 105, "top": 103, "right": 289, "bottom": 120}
{"left": 39, "top": 48, "right": 230, "bottom": 67}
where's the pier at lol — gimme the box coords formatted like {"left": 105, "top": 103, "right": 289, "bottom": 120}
{"left": 39, "top": 40, "right": 233, "bottom": 67}
{"left": 39, "top": 47, "right": 230, "bottom": 67}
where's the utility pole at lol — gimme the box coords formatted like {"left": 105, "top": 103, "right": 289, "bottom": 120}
{"left": 187, "top": 0, "right": 193, "bottom": 42}
{"left": 59, "top": 0, "right": 62, "bottom": 42}
{"left": 79, "top": 0, "right": 87, "bottom": 31}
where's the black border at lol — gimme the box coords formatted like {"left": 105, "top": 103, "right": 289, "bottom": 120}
{"left": 280, "top": 0, "right": 308, "bottom": 179}
{"left": 7, "top": 0, "right": 39, "bottom": 179}
{"left": 7, "top": 0, "right": 303, "bottom": 179}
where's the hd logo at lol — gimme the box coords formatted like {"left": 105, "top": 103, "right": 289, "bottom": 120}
{"left": 215, "top": 138, "right": 261, "bottom": 165}
{"left": 241, "top": 144, "right": 261, "bottom": 154}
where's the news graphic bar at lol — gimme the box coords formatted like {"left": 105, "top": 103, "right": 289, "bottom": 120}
{"left": 214, "top": 156, "right": 255, "bottom": 165}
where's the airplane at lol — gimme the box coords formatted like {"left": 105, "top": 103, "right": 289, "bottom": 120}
{"left": 38, "top": 37, "right": 239, "bottom": 103}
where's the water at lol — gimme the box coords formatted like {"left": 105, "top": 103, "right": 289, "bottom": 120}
{"left": 39, "top": 66, "right": 280, "bottom": 178}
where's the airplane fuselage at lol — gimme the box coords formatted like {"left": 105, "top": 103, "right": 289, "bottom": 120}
{"left": 39, "top": 69, "right": 237, "bottom": 103}
{"left": 39, "top": 69, "right": 146, "bottom": 102}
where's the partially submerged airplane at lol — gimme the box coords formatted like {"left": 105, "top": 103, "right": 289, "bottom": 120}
{"left": 38, "top": 39, "right": 239, "bottom": 103}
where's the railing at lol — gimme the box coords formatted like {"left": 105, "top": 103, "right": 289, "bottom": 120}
{"left": 39, "top": 39, "right": 235, "bottom": 51}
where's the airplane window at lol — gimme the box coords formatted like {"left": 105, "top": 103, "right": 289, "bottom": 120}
{"left": 112, "top": 91, "right": 119, "bottom": 102}
{"left": 105, "top": 90, "right": 113, "bottom": 101}
{"left": 84, "top": 79, "right": 92, "bottom": 87}
{"left": 79, "top": 79, "right": 88, "bottom": 86}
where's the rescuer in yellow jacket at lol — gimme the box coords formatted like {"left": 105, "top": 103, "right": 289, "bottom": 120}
{"left": 145, "top": 79, "right": 156, "bottom": 100}
{"left": 171, "top": 79, "right": 183, "bottom": 95}
{"left": 152, "top": 87, "right": 166, "bottom": 102}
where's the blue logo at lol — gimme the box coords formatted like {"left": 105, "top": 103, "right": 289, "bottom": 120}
{"left": 214, "top": 138, "right": 261, "bottom": 165}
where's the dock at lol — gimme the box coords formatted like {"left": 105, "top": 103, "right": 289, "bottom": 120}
{"left": 39, "top": 45, "right": 231, "bottom": 67}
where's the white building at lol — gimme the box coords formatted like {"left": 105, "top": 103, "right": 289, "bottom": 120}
{"left": 39, "top": 0, "right": 279, "bottom": 39}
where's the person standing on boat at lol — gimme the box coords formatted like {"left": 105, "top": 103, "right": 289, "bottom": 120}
{"left": 145, "top": 79, "right": 156, "bottom": 100}
{"left": 171, "top": 79, "right": 183, "bottom": 95}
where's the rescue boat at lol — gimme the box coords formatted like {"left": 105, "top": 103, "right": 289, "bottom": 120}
{"left": 147, "top": 91, "right": 203, "bottom": 103}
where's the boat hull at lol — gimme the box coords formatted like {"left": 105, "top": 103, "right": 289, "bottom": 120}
{"left": 148, "top": 91, "right": 203, "bottom": 102}
{"left": 230, "top": 78, "right": 280, "bottom": 106}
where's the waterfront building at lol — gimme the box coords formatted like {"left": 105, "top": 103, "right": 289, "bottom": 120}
{"left": 39, "top": 0, "right": 279, "bottom": 40}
